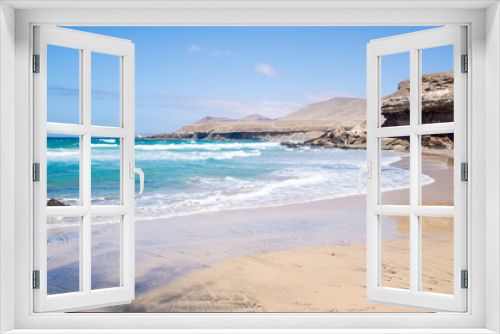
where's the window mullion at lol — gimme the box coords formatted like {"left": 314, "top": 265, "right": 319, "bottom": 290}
{"left": 409, "top": 47, "right": 420, "bottom": 294}
{"left": 81, "top": 47, "right": 92, "bottom": 294}
{"left": 373, "top": 125, "right": 411, "bottom": 138}
{"left": 89, "top": 126, "right": 130, "bottom": 138}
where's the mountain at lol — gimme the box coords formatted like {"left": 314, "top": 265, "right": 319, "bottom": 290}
{"left": 280, "top": 97, "right": 366, "bottom": 127}
{"left": 194, "top": 116, "right": 235, "bottom": 125}
{"left": 240, "top": 114, "right": 272, "bottom": 122}
{"left": 291, "top": 71, "right": 455, "bottom": 150}
{"left": 147, "top": 97, "right": 367, "bottom": 141}
{"left": 145, "top": 72, "right": 453, "bottom": 145}
{"left": 194, "top": 114, "right": 271, "bottom": 125}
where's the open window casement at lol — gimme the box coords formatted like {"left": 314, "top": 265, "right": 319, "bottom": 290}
{"left": 363, "top": 26, "right": 467, "bottom": 312}
{"left": 33, "top": 26, "right": 140, "bottom": 312}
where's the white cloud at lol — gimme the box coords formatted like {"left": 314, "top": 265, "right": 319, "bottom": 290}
{"left": 254, "top": 62, "right": 277, "bottom": 77}
{"left": 187, "top": 44, "right": 231, "bottom": 56}
{"left": 148, "top": 94, "right": 302, "bottom": 119}
{"left": 187, "top": 44, "right": 203, "bottom": 53}
{"left": 303, "top": 91, "right": 366, "bottom": 103}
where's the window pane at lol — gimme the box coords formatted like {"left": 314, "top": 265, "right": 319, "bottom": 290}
{"left": 421, "top": 45, "right": 454, "bottom": 124}
{"left": 380, "top": 137, "right": 410, "bottom": 205}
{"left": 380, "top": 215, "right": 410, "bottom": 290}
{"left": 421, "top": 133, "right": 454, "bottom": 206}
{"left": 91, "top": 137, "right": 121, "bottom": 205}
{"left": 421, "top": 216, "right": 454, "bottom": 294}
{"left": 91, "top": 52, "right": 121, "bottom": 127}
{"left": 47, "top": 45, "right": 80, "bottom": 124}
{"left": 92, "top": 216, "right": 121, "bottom": 290}
{"left": 47, "top": 217, "right": 80, "bottom": 295}
{"left": 380, "top": 52, "right": 410, "bottom": 127}
{"left": 47, "top": 134, "right": 80, "bottom": 206}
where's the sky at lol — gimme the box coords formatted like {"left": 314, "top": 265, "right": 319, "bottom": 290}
{"left": 47, "top": 26, "right": 453, "bottom": 133}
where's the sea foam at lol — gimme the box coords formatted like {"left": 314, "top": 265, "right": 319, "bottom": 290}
{"left": 46, "top": 139, "right": 431, "bottom": 226}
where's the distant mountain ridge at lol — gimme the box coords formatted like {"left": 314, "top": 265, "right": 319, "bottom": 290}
{"left": 195, "top": 114, "right": 272, "bottom": 125}
{"left": 142, "top": 71, "right": 453, "bottom": 151}
{"left": 280, "top": 97, "right": 366, "bottom": 126}
{"left": 142, "top": 97, "right": 368, "bottom": 141}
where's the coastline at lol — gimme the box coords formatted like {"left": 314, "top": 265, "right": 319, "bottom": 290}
{"left": 75, "top": 149, "right": 454, "bottom": 312}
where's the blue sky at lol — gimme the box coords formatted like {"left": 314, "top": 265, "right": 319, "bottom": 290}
{"left": 48, "top": 26, "right": 453, "bottom": 133}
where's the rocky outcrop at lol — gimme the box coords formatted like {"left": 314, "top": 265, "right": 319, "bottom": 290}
{"left": 381, "top": 71, "right": 454, "bottom": 126}
{"left": 421, "top": 134, "right": 454, "bottom": 150}
{"left": 148, "top": 128, "right": 326, "bottom": 141}
{"left": 145, "top": 72, "right": 455, "bottom": 151}
{"left": 283, "top": 71, "right": 454, "bottom": 150}
{"left": 290, "top": 122, "right": 367, "bottom": 150}
{"left": 143, "top": 98, "right": 367, "bottom": 141}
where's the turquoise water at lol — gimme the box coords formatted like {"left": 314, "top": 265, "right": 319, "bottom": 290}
{"left": 47, "top": 137, "right": 421, "bottom": 226}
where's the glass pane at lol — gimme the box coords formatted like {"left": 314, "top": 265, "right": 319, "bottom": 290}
{"left": 380, "top": 52, "right": 410, "bottom": 127}
{"left": 47, "top": 134, "right": 80, "bottom": 206}
{"left": 91, "top": 52, "right": 121, "bottom": 127}
{"left": 380, "top": 215, "right": 410, "bottom": 290}
{"left": 380, "top": 137, "right": 410, "bottom": 205}
{"left": 421, "top": 45, "right": 454, "bottom": 124}
{"left": 47, "top": 45, "right": 80, "bottom": 124}
{"left": 47, "top": 217, "right": 80, "bottom": 295}
{"left": 91, "top": 137, "right": 121, "bottom": 205}
{"left": 421, "top": 216, "right": 454, "bottom": 294}
{"left": 91, "top": 216, "right": 121, "bottom": 290}
{"left": 421, "top": 133, "right": 454, "bottom": 206}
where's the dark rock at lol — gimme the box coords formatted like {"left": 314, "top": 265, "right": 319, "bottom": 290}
{"left": 422, "top": 134, "right": 454, "bottom": 150}
{"left": 281, "top": 142, "right": 302, "bottom": 148}
{"left": 381, "top": 137, "right": 410, "bottom": 151}
{"left": 47, "top": 199, "right": 69, "bottom": 206}
{"left": 301, "top": 122, "right": 369, "bottom": 150}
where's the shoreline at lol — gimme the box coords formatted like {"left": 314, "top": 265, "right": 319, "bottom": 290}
{"left": 52, "top": 150, "right": 417, "bottom": 228}
{"left": 76, "top": 150, "right": 454, "bottom": 312}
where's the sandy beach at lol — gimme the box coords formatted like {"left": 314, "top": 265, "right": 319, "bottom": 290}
{"left": 59, "top": 151, "right": 454, "bottom": 313}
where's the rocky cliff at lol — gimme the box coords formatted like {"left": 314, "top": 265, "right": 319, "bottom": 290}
{"left": 145, "top": 71, "right": 454, "bottom": 151}
{"left": 146, "top": 98, "right": 367, "bottom": 141}
{"left": 381, "top": 71, "right": 454, "bottom": 126}
{"left": 283, "top": 71, "right": 454, "bottom": 150}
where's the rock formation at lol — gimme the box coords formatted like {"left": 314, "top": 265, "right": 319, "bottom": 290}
{"left": 381, "top": 71, "right": 454, "bottom": 126}
{"left": 291, "top": 122, "right": 367, "bottom": 150}
{"left": 47, "top": 198, "right": 69, "bottom": 206}
{"left": 144, "top": 98, "right": 367, "bottom": 141}
{"left": 282, "top": 71, "right": 454, "bottom": 150}
{"left": 144, "top": 71, "right": 455, "bottom": 151}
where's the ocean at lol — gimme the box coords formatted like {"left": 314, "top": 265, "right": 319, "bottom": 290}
{"left": 46, "top": 137, "right": 431, "bottom": 227}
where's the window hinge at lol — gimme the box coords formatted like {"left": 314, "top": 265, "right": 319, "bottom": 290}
{"left": 33, "top": 54, "right": 40, "bottom": 73}
{"left": 33, "top": 163, "right": 40, "bottom": 182}
{"left": 461, "top": 54, "right": 468, "bottom": 73}
{"left": 33, "top": 270, "right": 40, "bottom": 289}
{"left": 461, "top": 270, "right": 468, "bottom": 289}
{"left": 461, "top": 162, "right": 468, "bottom": 182}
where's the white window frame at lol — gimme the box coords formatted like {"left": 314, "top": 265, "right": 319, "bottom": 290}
{"left": 33, "top": 26, "right": 136, "bottom": 313}
{"left": 1, "top": 1, "right": 498, "bottom": 333}
{"left": 366, "top": 26, "right": 468, "bottom": 312}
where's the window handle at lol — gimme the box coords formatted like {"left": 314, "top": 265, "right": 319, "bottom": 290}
{"left": 357, "top": 161, "right": 372, "bottom": 194}
{"left": 129, "top": 161, "right": 144, "bottom": 195}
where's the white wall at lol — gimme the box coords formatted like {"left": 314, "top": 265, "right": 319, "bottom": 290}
{"left": 486, "top": 2, "right": 500, "bottom": 333}
{"left": 0, "top": 2, "right": 16, "bottom": 333}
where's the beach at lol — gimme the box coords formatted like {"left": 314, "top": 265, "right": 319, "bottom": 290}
{"left": 64, "top": 150, "right": 453, "bottom": 313}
